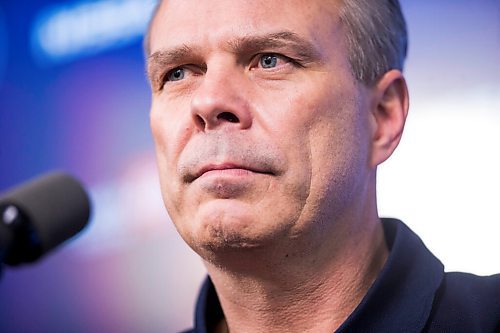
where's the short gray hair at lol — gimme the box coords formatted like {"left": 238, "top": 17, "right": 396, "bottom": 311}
{"left": 338, "top": 0, "right": 408, "bottom": 86}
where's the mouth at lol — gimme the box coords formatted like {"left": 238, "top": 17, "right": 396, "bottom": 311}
{"left": 187, "top": 163, "right": 274, "bottom": 183}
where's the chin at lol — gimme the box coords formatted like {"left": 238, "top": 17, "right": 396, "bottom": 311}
{"left": 183, "top": 201, "right": 288, "bottom": 255}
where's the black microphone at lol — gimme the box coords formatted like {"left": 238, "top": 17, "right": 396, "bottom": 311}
{"left": 0, "top": 172, "right": 91, "bottom": 266}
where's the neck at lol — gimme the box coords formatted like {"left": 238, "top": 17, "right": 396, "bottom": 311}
{"left": 205, "top": 215, "right": 388, "bottom": 333}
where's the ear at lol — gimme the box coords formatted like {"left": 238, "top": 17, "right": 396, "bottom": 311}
{"left": 369, "top": 69, "right": 409, "bottom": 167}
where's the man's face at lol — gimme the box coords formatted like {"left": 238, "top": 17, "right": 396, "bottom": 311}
{"left": 148, "top": 0, "right": 374, "bottom": 256}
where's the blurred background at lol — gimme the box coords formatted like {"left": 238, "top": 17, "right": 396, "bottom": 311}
{"left": 0, "top": 0, "right": 498, "bottom": 332}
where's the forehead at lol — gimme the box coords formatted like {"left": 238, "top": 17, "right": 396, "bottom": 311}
{"left": 149, "top": 0, "right": 342, "bottom": 54}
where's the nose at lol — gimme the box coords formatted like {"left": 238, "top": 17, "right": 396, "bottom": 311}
{"left": 190, "top": 67, "right": 252, "bottom": 131}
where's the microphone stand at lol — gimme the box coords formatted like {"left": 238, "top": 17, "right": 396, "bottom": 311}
{"left": 0, "top": 214, "right": 14, "bottom": 279}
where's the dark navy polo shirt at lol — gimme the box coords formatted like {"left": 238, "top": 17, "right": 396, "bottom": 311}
{"left": 183, "top": 218, "right": 500, "bottom": 332}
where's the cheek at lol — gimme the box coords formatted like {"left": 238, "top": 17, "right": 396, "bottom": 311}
{"left": 150, "top": 99, "right": 194, "bottom": 214}
{"left": 285, "top": 80, "right": 370, "bottom": 217}
{"left": 151, "top": 95, "right": 197, "bottom": 164}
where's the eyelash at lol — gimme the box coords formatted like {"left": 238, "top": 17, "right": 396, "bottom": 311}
{"left": 252, "top": 53, "right": 299, "bottom": 71}
{"left": 159, "top": 53, "right": 300, "bottom": 89}
{"left": 159, "top": 65, "right": 200, "bottom": 88}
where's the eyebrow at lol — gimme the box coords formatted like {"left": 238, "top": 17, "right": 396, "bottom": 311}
{"left": 226, "top": 31, "right": 322, "bottom": 62}
{"left": 147, "top": 30, "right": 322, "bottom": 87}
{"left": 147, "top": 44, "right": 199, "bottom": 89}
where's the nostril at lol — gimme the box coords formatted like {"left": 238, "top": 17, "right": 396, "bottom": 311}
{"left": 217, "top": 112, "right": 239, "bottom": 123}
{"left": 196, "top": 115, "right": 206, "bottom": 127}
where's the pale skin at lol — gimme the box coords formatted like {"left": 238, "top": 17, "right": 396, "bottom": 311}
{"left": 147, "top": 0, "right": 409, "bottom": 332}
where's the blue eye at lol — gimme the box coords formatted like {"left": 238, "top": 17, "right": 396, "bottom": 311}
{"left": 260, "top": 54, "right": 278, "bottom": 69}
{"left": 167, "top": 68, "right": 185, "bottom": 81}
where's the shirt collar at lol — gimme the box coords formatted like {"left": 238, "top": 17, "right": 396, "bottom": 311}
{"left": 194, "top": 274, "right": 223, "bottom": 333}
{"left": 193, "top": 218, "right": 444, "bottom": 332}
{"left": 335, "top": 218, "right": 444, "bottom": 332}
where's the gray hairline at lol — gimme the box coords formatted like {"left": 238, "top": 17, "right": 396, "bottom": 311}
{"left": 339, "top": 0, "right": 408, "bottom": 86}
{"left": 143, "top": 0, "right": 408, "bottom": 87}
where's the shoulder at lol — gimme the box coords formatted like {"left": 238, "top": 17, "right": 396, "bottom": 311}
{"left": 425, "top": 272, "right": 500, "bottom": 332}
{"left": 441, "top": 272, "right": 500, "bottom": 310}
{"left": 445, "top": 272, "right": 500, "bottom": 297}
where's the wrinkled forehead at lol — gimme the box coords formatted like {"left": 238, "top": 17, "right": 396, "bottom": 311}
{"left": 147, "top": 0, "right": 342, "bottom": 56}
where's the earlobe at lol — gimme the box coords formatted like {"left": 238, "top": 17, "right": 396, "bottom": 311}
{"left": 370, "top": 69, "right": 409, "bottom": 167}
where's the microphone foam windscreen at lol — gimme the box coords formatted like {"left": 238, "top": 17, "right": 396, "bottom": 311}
{"left": 0, "top": 172, "right": 91, "bottom": 255}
